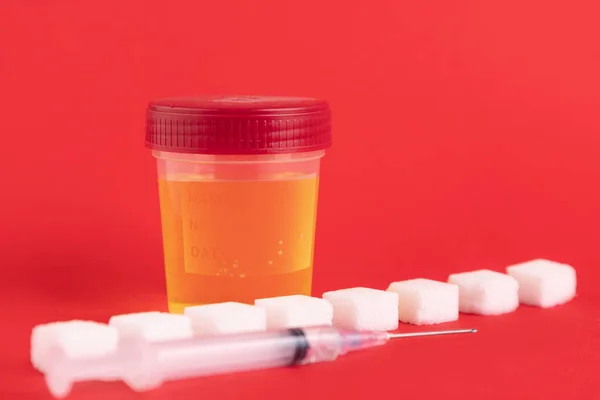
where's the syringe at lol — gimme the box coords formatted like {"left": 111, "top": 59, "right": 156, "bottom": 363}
{"left": 45, "top": 326, "right": 476, "bottom": 398}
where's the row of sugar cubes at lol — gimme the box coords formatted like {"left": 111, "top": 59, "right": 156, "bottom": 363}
{"left": 32, "top": 259, "right": 576, "bottom": 374}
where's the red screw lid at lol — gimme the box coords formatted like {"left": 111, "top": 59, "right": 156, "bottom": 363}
{"left": 145, "top": 95, "right": 332, "bottom": 155}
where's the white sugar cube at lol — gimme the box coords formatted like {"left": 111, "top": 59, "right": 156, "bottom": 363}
{"left": 322, "top": 287, "right": 399, "bottom": 331}
{"left": 255, "top": 295, "right": 333, "bottom": 329}
{"left": 448, "top": 270, "right": 519, "bottom": 315}
{"left": 506, "top": 259, "right": 576, "bottom": 308}
{"left": 184, "top": 302, "right": 267, "bottom": 335}
{"left": 387, "top": 279, "right": 459, "bottom": 325}
{"left": 108, "top": 311, "right": 193, "bottom": 342}
{"left": 31, "top": 320, "right": 118, "bottom": 373}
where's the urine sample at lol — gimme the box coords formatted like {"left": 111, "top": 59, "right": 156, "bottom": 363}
{"left": 145, "top": 96, "right": 332, "bottom": 313}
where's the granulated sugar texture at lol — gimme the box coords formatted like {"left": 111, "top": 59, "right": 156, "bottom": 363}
{"left": 448, "top": 270, "right": 519, "bottom": 315}
{"left": 506, "top": 259, "right": 576, "bottom": 308}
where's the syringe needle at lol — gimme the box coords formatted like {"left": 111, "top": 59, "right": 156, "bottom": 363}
{"left": 387, "top": 328, "right": 477, "bottom": 339}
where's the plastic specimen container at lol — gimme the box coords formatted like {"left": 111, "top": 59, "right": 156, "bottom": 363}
{"left": 145, "top": 96, "right": 332, "bottom": 313}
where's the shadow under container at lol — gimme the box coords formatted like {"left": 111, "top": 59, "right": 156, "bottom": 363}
{"left": 145, "top": 96, "right": 332, "bottom": 313}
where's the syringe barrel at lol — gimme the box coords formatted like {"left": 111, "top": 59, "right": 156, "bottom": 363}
{"left": 45, "top": 326, "right": 348, "bottom": 396}
{"left": 146, "top": 327, "right": 339, "bottom": 384}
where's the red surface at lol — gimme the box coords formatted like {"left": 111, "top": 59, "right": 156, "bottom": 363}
{"left": 1, "top": 1, "right": 599, "bottom": 399}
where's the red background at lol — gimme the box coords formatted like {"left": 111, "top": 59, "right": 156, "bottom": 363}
{"left": 1, "top": 1, "right": 599, "bottom": 399}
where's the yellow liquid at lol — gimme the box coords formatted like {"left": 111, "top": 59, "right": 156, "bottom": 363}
{"left": 158, "top": 175, "right": 319, "bottom": 313}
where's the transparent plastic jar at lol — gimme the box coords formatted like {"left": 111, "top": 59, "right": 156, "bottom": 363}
{"left": 146, "top": 96, "right": 332, "bottom": 313}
